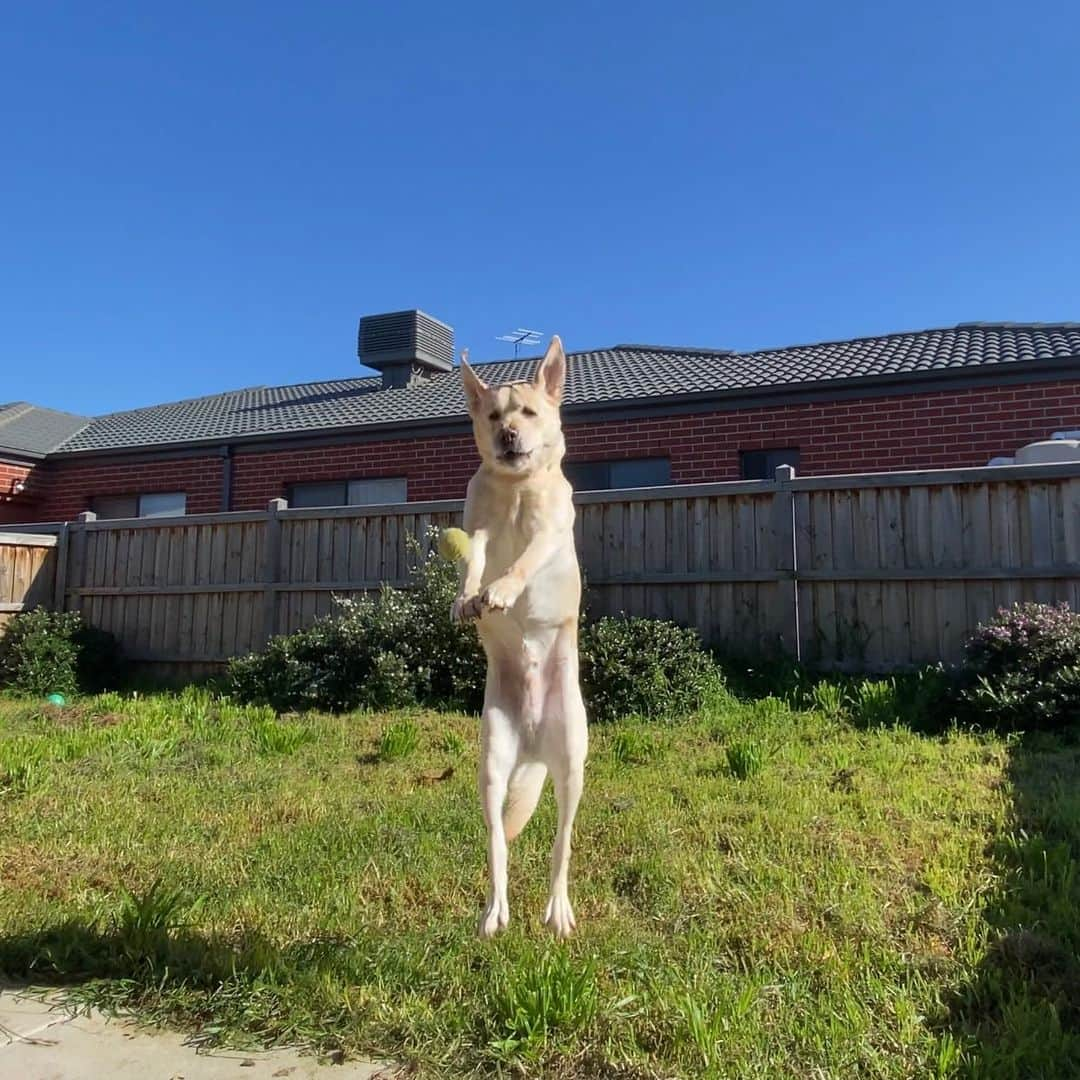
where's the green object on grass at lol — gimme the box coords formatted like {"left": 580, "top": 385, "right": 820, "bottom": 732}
{"left": 46, "top": 693, "right": 66, "bottom": 706}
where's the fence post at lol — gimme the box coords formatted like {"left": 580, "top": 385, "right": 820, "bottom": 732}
{"left": 261, "top": 498, "right": 287, "bottom": 643}
{"left": 67, "top": 511, "right": 97, "bottom": 617}
{"left": 771, "top": 465, "right": 801, "bottom": 661}
{"left": 52, "top": 523, "right": 70, "bottom": 611}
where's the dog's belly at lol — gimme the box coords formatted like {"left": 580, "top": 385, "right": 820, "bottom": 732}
{"left": 479, "top": 617, "right": 579, "bottom": 751}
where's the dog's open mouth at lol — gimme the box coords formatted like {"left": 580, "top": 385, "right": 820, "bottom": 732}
{"left": 498, "top": 449, "right": 532, "bottom": 465}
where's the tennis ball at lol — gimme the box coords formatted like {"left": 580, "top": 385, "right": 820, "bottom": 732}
{"left": 46, "top": 693, "right": 66, "bottom": 706}
{"left": 438, "top": 527, "right": 471, "bottom": 563}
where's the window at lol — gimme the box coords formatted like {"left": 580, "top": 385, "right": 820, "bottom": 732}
{"left": 740, "top": 448, "right": 800, "bottom": 480}
{"left": 288, "top": 477, "right": 407, "bottom": 508}
{"left": 91, "top": 492, "right": 187, "bottom": 520}
{"left": 563, "top": 457, "right": 671, "bottom": 492}
{"left": 138, "top": 492, "right": 187, "bottom": 518}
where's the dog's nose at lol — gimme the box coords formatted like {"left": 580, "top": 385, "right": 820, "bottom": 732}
{"left": 498, "top": 427, "right": 519, "bottom": 450}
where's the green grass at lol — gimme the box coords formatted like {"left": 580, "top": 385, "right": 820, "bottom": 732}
{"left": 0, "top": 684, "right": 1076, "bottom": 1077}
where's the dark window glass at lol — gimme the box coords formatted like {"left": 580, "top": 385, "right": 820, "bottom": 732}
{"left": 289, "top": 478, "right": 408, "bottom": 508}
{"left": 91, "top": 492, "right": 187, "bottom": 519}
{"left": 740, "top": 448, "right": 800, "bottom": 480}
{"left": 345, "top": 478, "right": 407, "bottom": 505}
{"left": 91, "top": 494, "right": 138, "bottom": 519}
{"left": 138, "top": 492, "right": 186, "bottom": 518}
{"left": 564, "top": 457, "right": 671, "bottom": 491}
{"left": 288, "top": 481, "right": 348, "bottom": 508}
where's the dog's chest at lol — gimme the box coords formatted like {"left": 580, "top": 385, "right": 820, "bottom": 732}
{"left": 482, "top": 491, "right": 537, "bottom": 575}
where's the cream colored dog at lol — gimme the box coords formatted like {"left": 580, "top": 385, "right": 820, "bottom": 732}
{"left": 452, "top": 336, "right": 587, "bottom": 939}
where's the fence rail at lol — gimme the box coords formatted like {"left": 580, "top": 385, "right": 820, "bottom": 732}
{"left": 3, "top": 460, "right": 1080, "bottom": 673}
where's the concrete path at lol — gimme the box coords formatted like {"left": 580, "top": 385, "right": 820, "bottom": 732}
{"left": 1, "top": 986, "right": 391, "bottom": 1079}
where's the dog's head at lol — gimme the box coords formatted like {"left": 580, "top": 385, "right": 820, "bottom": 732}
{"left": 460, "top": 336, "right": 567, "bottom": 478}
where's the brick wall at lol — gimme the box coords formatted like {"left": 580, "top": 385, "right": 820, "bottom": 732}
{"left": 0, "top": 461, "right": 38, "bottom": 524}
{"left": 25, "top": 378, "right": 1080, "bottom": 519}
{"left": 564, "top": 379, "right": 1080, "bottom": 484}
{"left": 35, "top": 455, "right": 224, "bottom": 521}
{"left": 230, "top": 434, "right": 478, "bottom": 508}
{"left": 230, "top": 378, "right": 1080, "bottom": 508}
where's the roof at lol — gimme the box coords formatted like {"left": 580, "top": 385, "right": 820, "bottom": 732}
{"left": 0, "top": 402, "right": 89, "bottom": 459}
{"left": 36, "top": 321, "right": 1080, "bottom": 455}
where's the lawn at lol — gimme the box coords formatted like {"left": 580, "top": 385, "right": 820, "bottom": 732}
{"left": 0, "top": 686, "right": 1077, "bottom": 1078}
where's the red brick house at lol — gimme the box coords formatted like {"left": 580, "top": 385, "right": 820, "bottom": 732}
{"left": 3, "top": 312, "right": 1080, "bottom": 524}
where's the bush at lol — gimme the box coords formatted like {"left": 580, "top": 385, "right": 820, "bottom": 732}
{"left": 956, "top": 602, "right": 1080, "bottom": 731}
{"left": 0, "top": 609, "right": 124, "bottom": 697}
{"left": 578, "top": 616, "right": 721, "bottom": 724}
{"left": 230, "top": 538, "right": 722, "bottom": 723}
{"left": 228, "top": 537, "right": 485, "bottom": 713}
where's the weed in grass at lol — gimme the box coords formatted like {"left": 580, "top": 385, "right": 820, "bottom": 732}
{"left": 0, "top": 759, "right": 40, "bottom": 796}
{"left": 748, "top": 695, "right": 790, "bottom": 725}
{"left": 487, "top": 948, "right": 599, "bottom": 1060}
{"left": 117, "top": 878, "right": 202, "bottom": 936}
{"left": 726, "top": 740, "right": 765, "bottom": 780}
{"left": 438, "top": 730, "right": 466, "bottom": 755}
{"left": 852, "top": 678, "right": 899, "bottom": 728}
{"left": 379, "top": 719, "right": 419, "bottom": 762}
{"left": 810, "top": 680, "right": 847, "bottom": 719}
{"left": 672, "top": 982, "right": 758, "bottom": 1072}
{"left": 250, "top": 718, "right": 314, "bottom": 756}
{"left": 610, "top": 728, "right": 660, "bottom": 766}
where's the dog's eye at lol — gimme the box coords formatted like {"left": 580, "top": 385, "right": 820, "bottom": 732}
{"left": 488, "top": 411, "right": 500, "bottom": 421}
{"left": 522, "top": 407, "right": 537, "bottom": 417}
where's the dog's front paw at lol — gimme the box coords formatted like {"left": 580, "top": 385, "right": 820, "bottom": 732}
{"left": 482, "top": 575, "right": 524, "bottom": 613}
{"left": 451, "top": 594, "right": 483, "bottom": 624}
{"left": 543, "top": 893, "right": 577, "bottom": 939}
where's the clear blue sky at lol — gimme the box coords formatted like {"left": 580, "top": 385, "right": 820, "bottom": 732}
{"left": 3, "top": 2, "right": 1078, "bottom": 416}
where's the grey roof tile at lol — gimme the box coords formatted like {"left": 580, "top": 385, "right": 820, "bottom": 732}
{"left": 46, "top": 322, "right": 1080, "bottom": 455}
{"left": 0, "top": 402, "right": 91, "bottom": 458}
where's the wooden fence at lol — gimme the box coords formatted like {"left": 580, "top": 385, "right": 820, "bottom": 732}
{"left": 3, "top": 461, "right": 1079, "bottom": 673}
{"left": 0, "top": 533, "right": 57, "bottom": 632}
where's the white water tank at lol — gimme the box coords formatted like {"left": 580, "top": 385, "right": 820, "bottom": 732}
{"left": 1013, "top": 438, "right": 1080, "bottom": 464}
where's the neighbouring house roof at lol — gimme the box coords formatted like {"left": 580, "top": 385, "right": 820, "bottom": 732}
{"left": 28, "top": 322, "right": 1080, "bottom": 456}
{"left": 0, "top": 402, "right": 90, "bottom": 460}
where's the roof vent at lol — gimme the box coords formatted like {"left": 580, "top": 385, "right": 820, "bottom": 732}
{"left": 358, "top": 310, "right": 454, "bottom": 389}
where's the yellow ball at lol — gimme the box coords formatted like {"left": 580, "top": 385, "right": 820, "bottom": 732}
{"left": 438, "top": 527, "right": 471, "bottom": 563}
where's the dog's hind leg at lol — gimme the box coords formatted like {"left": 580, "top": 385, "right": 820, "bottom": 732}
{"left": 544, "top": 749, "right": 584, "bottom": 938}
{"left": 503, "top": 762, "right": 547, "bottom": 841}
{"left": 478, "top": 707, "right": 516, "bottom": 938}
{"left": 542, "top": 640, "right": 588, "bottom": 938}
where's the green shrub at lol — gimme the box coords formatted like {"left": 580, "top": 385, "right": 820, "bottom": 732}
{"left": 578, "top": 616, "right": 721, "bottom": 724}
{"left": 957, "top": 602, "right": 1080, "bottom": 731}
{"left": 227, "top": 536, "right": 485, "bottom": 713}
{"left": 0, "top": 609, "right": 124, "bottom": 697}
{"left": 230, "top": 537, "right": 723, "bottom": 723}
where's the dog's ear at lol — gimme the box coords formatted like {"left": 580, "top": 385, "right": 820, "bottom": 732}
{"left": 534, "top": 335, "right": 566, "bottom": 404}
{"left": 460, "top": 350, "right": 488, "bottom": 414}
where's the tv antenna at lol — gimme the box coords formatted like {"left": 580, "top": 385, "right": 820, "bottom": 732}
{"left": 496, "top": 327, "right": 543, "bottom": 358}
